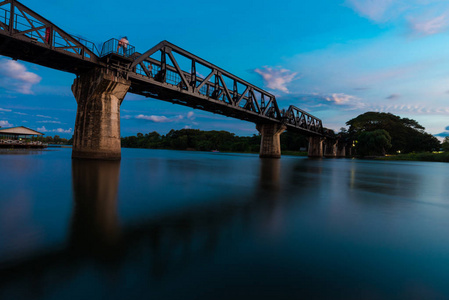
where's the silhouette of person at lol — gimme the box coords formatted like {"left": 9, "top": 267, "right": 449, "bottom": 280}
{"left": 117, "top": 36, "right": 129, "bottom": 55}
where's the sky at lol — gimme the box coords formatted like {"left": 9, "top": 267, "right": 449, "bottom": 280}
{"left": 1, "top": 0, "right": 449, "bottom": 139}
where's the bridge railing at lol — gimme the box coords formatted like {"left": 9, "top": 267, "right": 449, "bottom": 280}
{"left": 100, "top": 38, "right": 136, "bottom": 57}
{"left": 72, "top": 36, "right": 100, "bottom": 57}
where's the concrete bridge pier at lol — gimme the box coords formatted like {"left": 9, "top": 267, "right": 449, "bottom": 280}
{"left": 324, "top": 139, "right": 337, "bottom": 158}
{"left": 308, "top": 136, "right": 324, "bottom": 157}
{"left": 72, "top": 68, "right": 131, "bottom": 160}
{"left": 256, "top": 123, "right": 287, "bottom": 158}
{"left": 337, "top": 141, "right": 346, "bottom": 157}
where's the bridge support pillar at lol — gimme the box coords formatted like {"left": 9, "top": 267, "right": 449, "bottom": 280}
{"left": 72, "top": 68, "right": 130, "bottom": 160}
{"left": 256, "top": 123, "right": 287, "bottom": 159}
{"left": 324, "top": 139, "right": 337, "bottom": 158}
{"left": 308, "top": 136, "right": 324, "bottom": 157}
{"left": 337, "top": 141, "right": 346, "bottom": 157}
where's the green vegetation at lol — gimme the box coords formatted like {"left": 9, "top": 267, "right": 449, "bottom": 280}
{"left": 343, "top": 112, "right": 441, "bottom": 157}
{"left": 121, "top": 129, "right": 309, "bottom": 153}
{"left": 32, "top": 135, "right": 73, "bottom": 145}
{"left": 442, "top": 137, "right": 449, "bottom": 152}
{"left": 378, "top": 152, "right": 449, "bottom": 163}
{"left": 355, "top": 129, "right": 392, "bottom": 156}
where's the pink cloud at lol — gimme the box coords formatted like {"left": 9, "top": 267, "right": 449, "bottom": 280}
{"left": 254, "top": 66, "right": 298, "bottom": 93}
{"left": 346, "top": 0, "right": 449, "bottom": 35}
{"left": 345, "top": 0, "right": 396, "bottom": 22}
{"left": 0, "top": 59, "right": 41, "bottom": 94}
{"left": 409, "top": 13, "right": 449, "bottom": 35}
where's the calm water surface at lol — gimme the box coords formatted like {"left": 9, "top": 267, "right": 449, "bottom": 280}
{"left": 1, "top": 148, "right": 449, "bottom": 299}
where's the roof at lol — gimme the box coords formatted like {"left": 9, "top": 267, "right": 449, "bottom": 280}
{"left": 0, "top": 126, "right": 44, "bottom": 136}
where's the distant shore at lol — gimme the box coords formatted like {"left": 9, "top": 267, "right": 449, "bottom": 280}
{"left": 376, "top": 152, "right": 449, "bottom": 163}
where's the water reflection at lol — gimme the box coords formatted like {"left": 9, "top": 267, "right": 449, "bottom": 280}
{"left": 0, "top": 149, "right": 46, "bottom": 155}
{"left": 0, "top": 154, "right": 287, "bottom": 299}
{"left": 348, "top": 161, "right": 420, "bottom": 198}
{"left": 70, "top": 159, "right": 122, "bottom": 257}
{"left": 259, "top": 158, "right": 281, "bottom": 191}
{"left": 2, "top": 150, "right": 449, "bottom": 299}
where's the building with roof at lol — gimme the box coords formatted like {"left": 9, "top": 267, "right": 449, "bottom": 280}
{"left": 0, "top": 126, "right": 47, "bottom": 148}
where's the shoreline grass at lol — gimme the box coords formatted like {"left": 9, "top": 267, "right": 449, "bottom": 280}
{"left": 376, "top": 152, "right": 449, "bottom": 163}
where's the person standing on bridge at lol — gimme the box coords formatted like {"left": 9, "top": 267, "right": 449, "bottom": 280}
{"left": 117, "top": 36, "right": 129, "bottom": 55}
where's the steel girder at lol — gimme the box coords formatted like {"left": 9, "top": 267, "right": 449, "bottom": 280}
{"left": 0, "top": 0, "right": 100, "bottom": 73}
{"left": 282, "top": 105, "right": 324, "bottom": 135}
{"left": 128, "top": 41, "right": 324, "bottom": 136}
{"left": 129, "top": 41, "right": 281, "bottom": 122}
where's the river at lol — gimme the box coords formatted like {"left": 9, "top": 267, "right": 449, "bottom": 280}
{"left": 1, "top": 148, "right": 449, "bottom": 299}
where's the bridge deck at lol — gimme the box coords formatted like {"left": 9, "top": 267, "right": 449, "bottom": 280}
{"left": 0, "top": 0, "right": 327, "bottom": 137}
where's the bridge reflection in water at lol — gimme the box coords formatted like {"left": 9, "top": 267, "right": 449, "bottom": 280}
{"left": 0, "top": 157, "right": 283, "bottom": 299}
{"left": 70, "top": 159, "right": 122, "bottom": 257}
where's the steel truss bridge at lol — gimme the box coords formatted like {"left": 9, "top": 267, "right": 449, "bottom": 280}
{"left": 0, "top": 0, "right": 328, "bottom": 137}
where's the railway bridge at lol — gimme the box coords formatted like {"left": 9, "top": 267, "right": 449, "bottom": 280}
{"left": 0, "top": 0, "right": 344, "bottom": 159}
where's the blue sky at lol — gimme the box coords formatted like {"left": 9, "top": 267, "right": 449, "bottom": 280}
{"left": 1, "top": 0, "right": 449, "bottom": 139}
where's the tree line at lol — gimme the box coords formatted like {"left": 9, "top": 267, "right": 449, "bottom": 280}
{"left": 121, "top": 129, "right": 309, "bottom": 153}
{"left": 31, "top": 111, "right": 448, "bottom": 156}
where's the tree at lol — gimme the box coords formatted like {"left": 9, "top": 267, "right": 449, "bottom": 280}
{"left": 442, "top": 137, "right": 449, "bottom": 151}
{"left": 346, "top": 112, "right": 440, "bottom": 154}
{"left": 356, "top": 129, "right": 392, "bottom": 156}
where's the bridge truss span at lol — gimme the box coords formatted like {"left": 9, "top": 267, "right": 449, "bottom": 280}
{"left": 283, "top": 105, "right": 323, "bottom": 135}
{"left": 0, "top": 0, "right": 100, "bottom": 73}
{"left": 127, "top": 40, "right": 286, "bottom": 125}
{"left": 124, "top": 40, "right": 325, "bottom": 136}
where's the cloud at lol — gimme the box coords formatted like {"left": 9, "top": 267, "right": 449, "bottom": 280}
{"left": 254, "top": 66, "right": 298, "bottom": 93}
{"left": 346, "top": 0, "right": 449, "bottom": 35}
{"left": 0, "top": 59, "right": 41, "bottom": 94}
{"left": 136, "top": 114, "right": 170, "bottom": 122}
{"left": 345, "top": 0, "right": 396, "bottom": 23}
{"left": 36, "top": 115, "right": 52, "bottom": 119}
{"left": 409, "top": 12, "right": 449, "bottom": 35}
{"left": 37, "top": 126, "right": 72, "bottom": 133}
{"left": 371, "top": 104, "right": 449, "bottom": 114}
{"left": 281, "top": 92, "right": 365, "bottom": 111}
{"left": 324, "top": 93, "right": 362, "bottom": 106}
{"left": 134, "top": 112, "right": 195, "bottom": 123}
{"left": 0, "top": 108, "right": 12, "bottom": 112}
{"left": 386, "top": 94, "right": 401, "bottom": 100}
{"left": 435, "top": 128, "right": 449, "bottom": 137}
{"left": 54, "top": 128, "right": 73, "bottom": 133}
{"left": 0, "top": 120, "right": 13, "bottom": 127}
{"left": 37, "top": 120, "right": 62, "bottom": 124}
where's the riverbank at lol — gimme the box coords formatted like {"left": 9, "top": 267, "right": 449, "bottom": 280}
{"left": 376, "top": 152, "right": 449, "bottom": 163}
